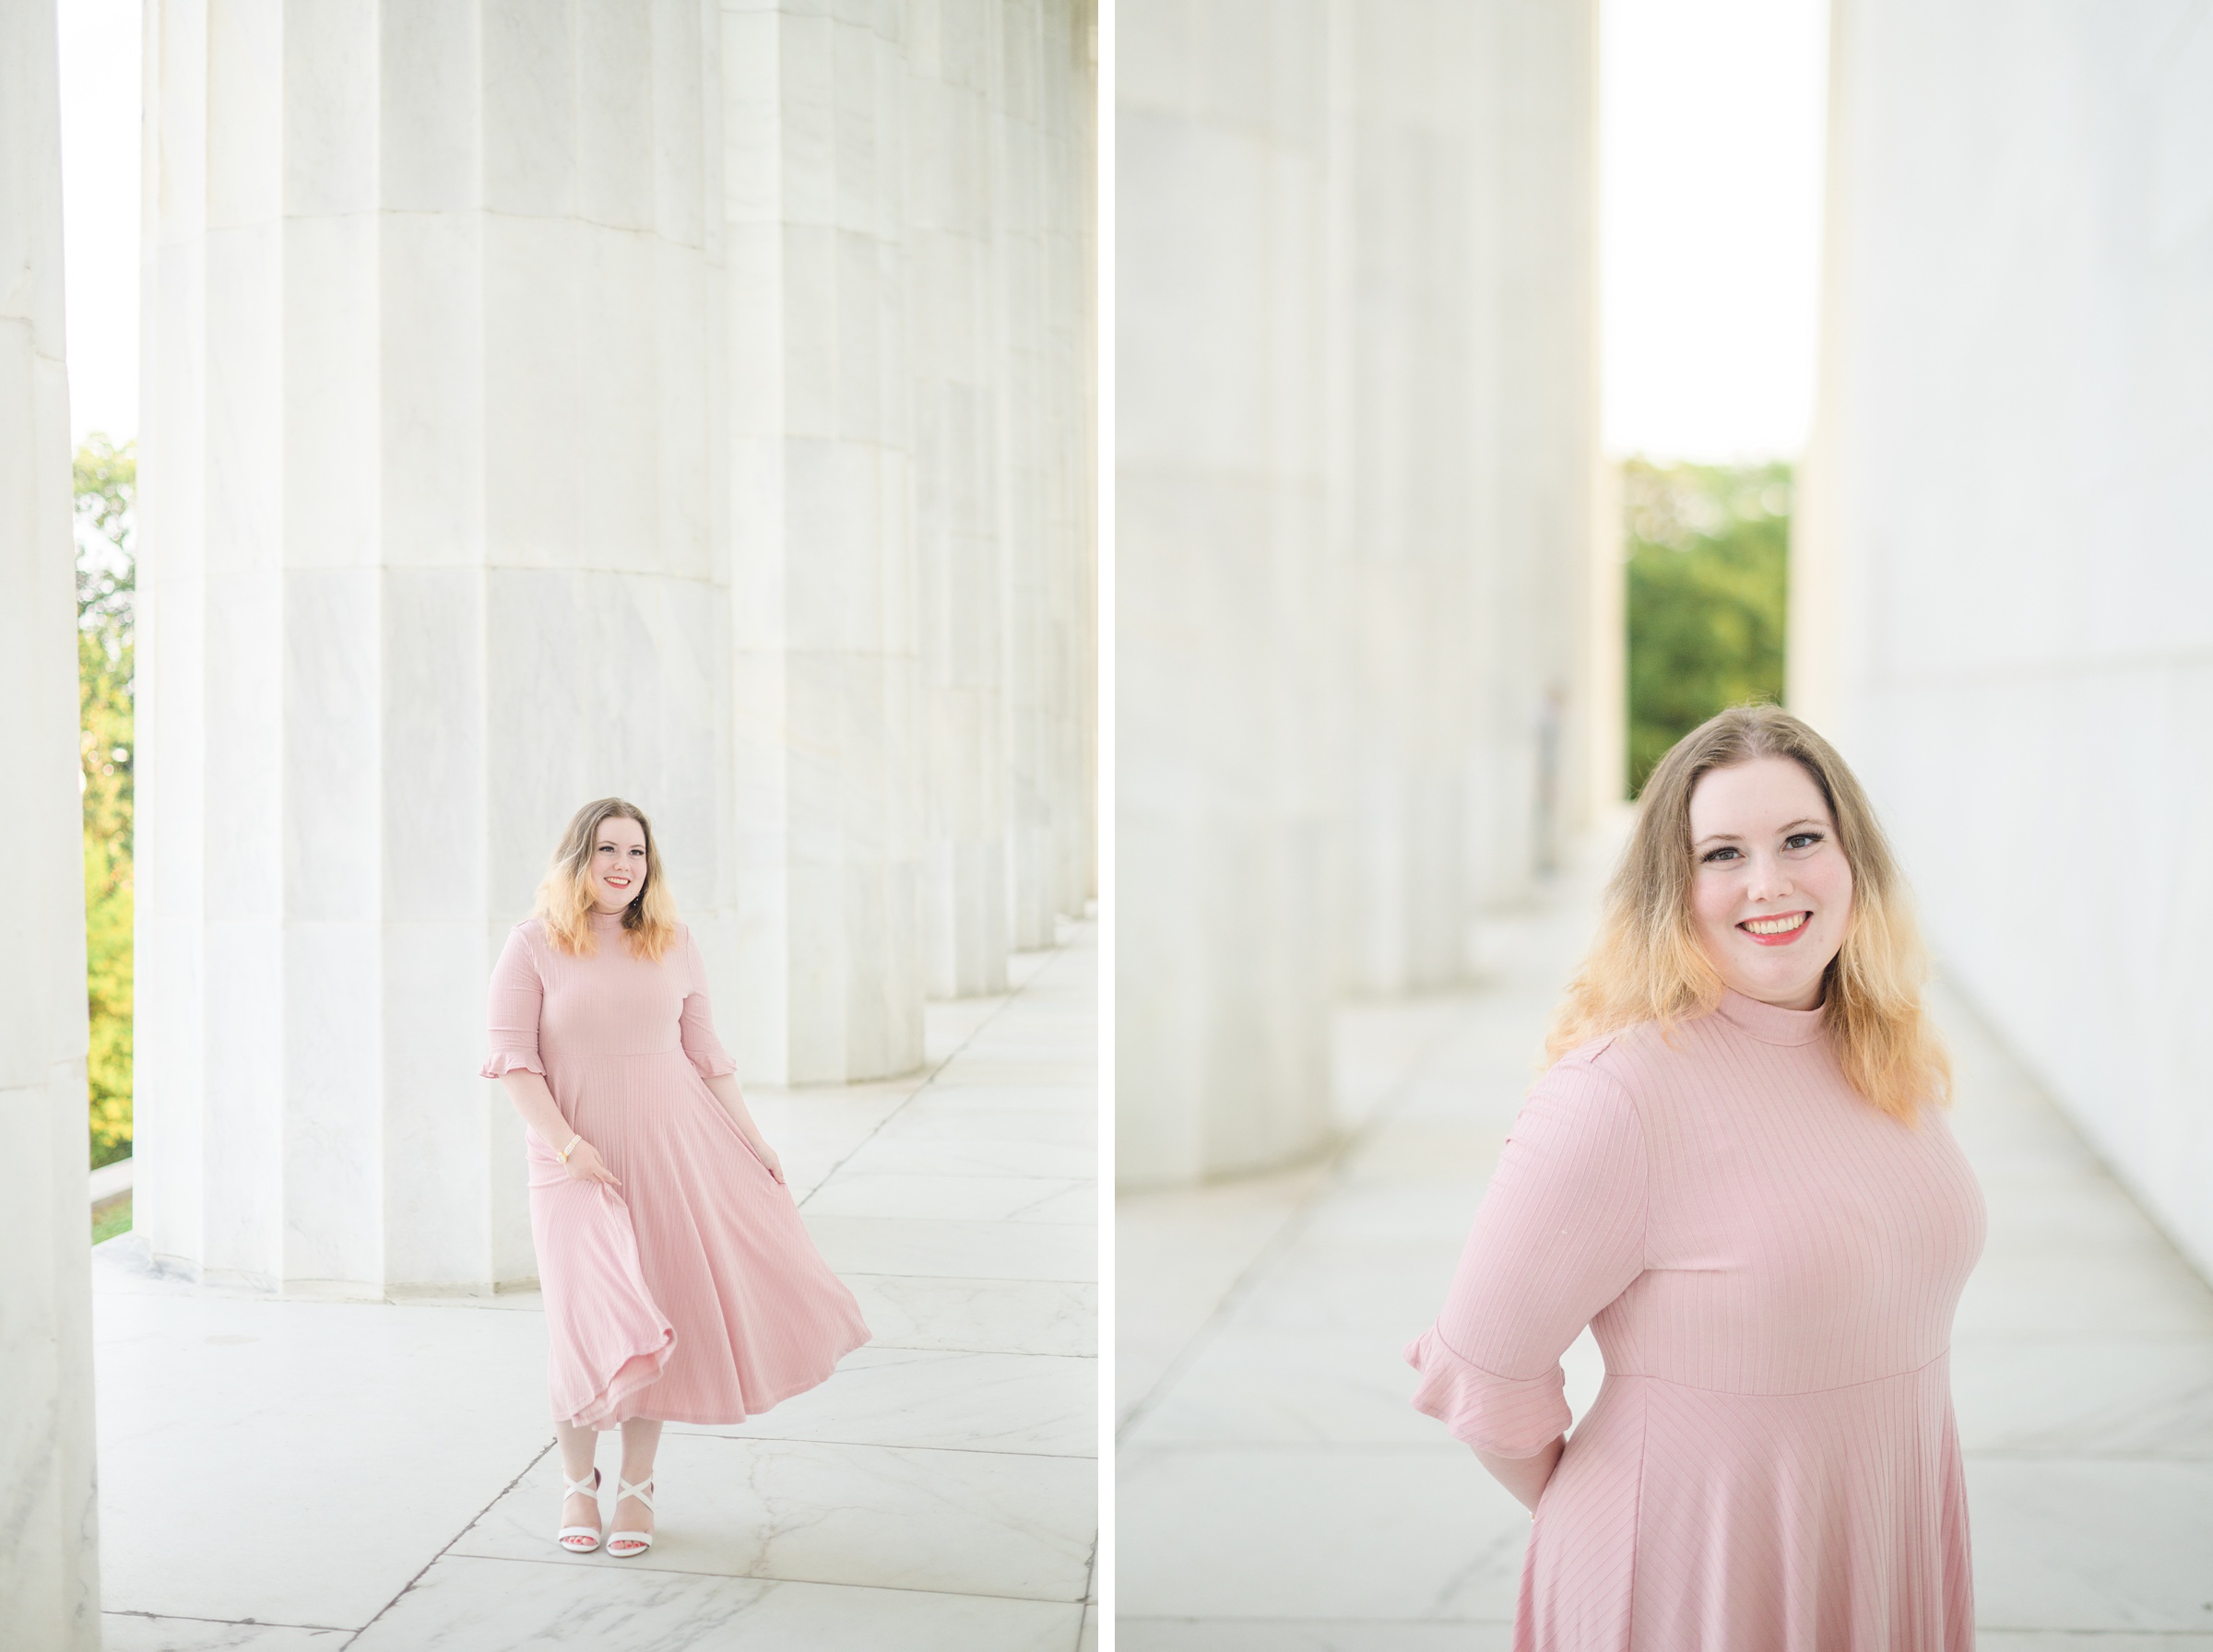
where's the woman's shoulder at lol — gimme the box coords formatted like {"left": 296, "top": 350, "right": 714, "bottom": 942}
{"left": 1540, "top": 1017, "right": 1690, "bottom": 1102}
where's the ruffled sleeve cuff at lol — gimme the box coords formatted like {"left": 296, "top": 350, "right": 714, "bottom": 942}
{"left": 685, "top": 1043, "right": 737, "bottom": 1080}
{"left": 479, "top": 1051, "right": 546, "bottom": 1080}
{"left": 1402, "top": 1325, "right": 1571, "bottom": 1457}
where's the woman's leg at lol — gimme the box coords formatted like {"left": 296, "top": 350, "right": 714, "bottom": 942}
{"left": 610, "top": 1417, "right": 663, "bottom": 1550}
{"left": 556, "top": 1420, "right": 601, "bottom": 1535}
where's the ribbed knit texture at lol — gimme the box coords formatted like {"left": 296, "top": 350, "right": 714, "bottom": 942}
{"left": 484, "top": 914, "right": 870, "bottom": 1430}
{"left": 1406, "top": 989, "right": 1985, "bottom": 1651}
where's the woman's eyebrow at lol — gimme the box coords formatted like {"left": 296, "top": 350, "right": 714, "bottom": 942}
{"left": 1692, "top": 832, "right": 1743, "bottom": 848}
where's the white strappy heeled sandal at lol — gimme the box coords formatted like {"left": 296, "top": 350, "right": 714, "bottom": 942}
{"left": 556, "top": 1466, "right": 603, "bottom": 1553}
{"left": 607, "top": 1475, "right": 656, "bottom": 1558}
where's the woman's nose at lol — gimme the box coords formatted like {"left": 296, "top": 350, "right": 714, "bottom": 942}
{"left": 1746, "top": 853, "right": 1793, "bottom": 900}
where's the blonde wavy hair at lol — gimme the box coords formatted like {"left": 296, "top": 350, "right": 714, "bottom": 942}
{"left": 1547, "top": 704, "right": 1948, "bottom": 1123}
{"left": 534, "top": 797, "right": 679, "bottom": 962}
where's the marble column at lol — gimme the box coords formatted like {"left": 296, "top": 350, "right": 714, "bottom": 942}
{"left": 1118, "top": 0, "right": 1599, "bottom": 1185}
{"left": 1326, "top": 0, "right": 1498, "bottom": 997}
{"left": 0, "top": 0, "right": 102, "bottom": 1637}
{"left": 908, "top": 0, "right": 1012, "bottom": 999}
{"left": 136, "top": 0, "right": 727, "bottom": 1292}
{"left": 723, "top": 2, "right": 927, "bottom": 1080}
{"left": 1473, "top": 0, "right": 1598, "bottom": 904}
{"left": 1118, "top": 1, "right": 1336, "bottom": 1186}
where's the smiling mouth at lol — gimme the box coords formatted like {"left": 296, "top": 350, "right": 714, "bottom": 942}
{"left": 1739, "top": 911, "right": 1809, "bottom": 944}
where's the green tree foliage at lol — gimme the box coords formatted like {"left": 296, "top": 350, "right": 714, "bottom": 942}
{"left": 76, "top": 435, "right": 135, "bottom": 1170}
{"left": 1624, "top": 458, "right": 1790, "bottom": 796}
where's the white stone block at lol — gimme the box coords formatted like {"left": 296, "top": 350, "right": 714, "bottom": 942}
{"left": 1800, "top": 0, "right": 2213, "bottom": 1280}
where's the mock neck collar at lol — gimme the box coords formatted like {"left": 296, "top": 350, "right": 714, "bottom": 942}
{"left": 1714, "top": 986, "right": 1829, "bottom": 1045}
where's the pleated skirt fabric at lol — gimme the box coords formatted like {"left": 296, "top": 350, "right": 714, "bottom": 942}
{"left": 532, "top": 1047, "right": 871, "bottom": 1429}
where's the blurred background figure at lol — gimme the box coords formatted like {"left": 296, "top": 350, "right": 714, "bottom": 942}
{"left": 1118, "top": 0, "right": 2213, "bottom": 1642}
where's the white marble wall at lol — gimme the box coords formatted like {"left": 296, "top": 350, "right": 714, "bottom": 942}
{"left": 0, "top": 0, "right": 101, "bottom": 1638}
{"left": 1796, "top": 0, "right": 2213, "bottom": 1277}
{"left": 136, "top": 2, "right": 1095, "bottom": 1288}
{"left": 1117, "top": 0, "right": 1601, "bottom": 1186}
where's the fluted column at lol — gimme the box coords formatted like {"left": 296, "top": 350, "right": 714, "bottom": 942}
{"left": 1471, "top": 0, "right": 1597, "bottom": 904}
{"left": 0, "top": 0, "right": 102, "bottom": 1635}
{"left": 724, "top": 2, "right": 926, "bottom": 1080}
{"left": 1118, "top": 1, "right": 1335, "bottom": 1186}
{"left": 1117, "top": 0, "right": 1598, "bottom": 1186}
{"left": 136, "top": 0, "right": 726, "bottom": 1292}
{"left": 908, "top": 0, "right": 1011, "bottom": 998}
{"left": 1326, "top": 0, "right": 1497, "bottom": 996}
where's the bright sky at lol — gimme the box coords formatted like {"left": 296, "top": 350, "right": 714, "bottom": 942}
{"left": 1601, "top": 0, "right": 1830, "bottom": 463}
{"left": 57, "top": 0, "right": 141, "bottom": 447}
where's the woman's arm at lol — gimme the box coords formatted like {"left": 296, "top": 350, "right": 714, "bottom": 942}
{"left": 1406, "top": 1062, "right": 1647, "bottom": 1515}
{"left": 702, "top": 1074, "right": 784, "bottom": 1184}
{"left": 499, "top": 1069, "right": 618, "bottom": 1186}
{"left": 1477, "top": 1437, "right": 1565, "bottom": 1514}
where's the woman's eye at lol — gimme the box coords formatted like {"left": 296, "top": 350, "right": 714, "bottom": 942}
{"left": 1786, "top": 832, "right": 1823, "bottom": 851}
{"left": 1702, "top": 846, "right": 1739, "bottom": 863}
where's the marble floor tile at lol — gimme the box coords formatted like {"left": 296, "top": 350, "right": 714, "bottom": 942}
{"left": 101, "top": 1617, "right": 352, "bottom": 1652}
{"left": 349, "top": 1553, "right": 1083, "bottom": 1652}
{"left": 804, "top": 1214, "right": 1096, "bottom": 1281}
{"left": 677, "top": 1345, "right": 1095, "bottom": 1456}
{"left": 1117, "top": 1164, "right": 1329, "bottom": 1424}
{"left": 801, "top": 1172, "right": 1094, "bottom": 1222}
{"left": 94, "top": 1290, "right": 553, "bottom": 1628}
{"left": 453, "top": 1431, "right": 1096, "bottom": 1602}
{"left": 904, "top": 1081, "right": 1098, "bottom": 1113}
{"left": 1955, "top": 1245, "right": 2213, "bottom": 1339}
{"left": 837, "top": 1127, "right": 1095, "bottom": 1181}
{"left": 1952, "top": 1337, "right": 2213, "bottom": 1455}
{"left": 94, "top": 920, "right": 1096, "bottom": 1645}
{"left": 1119, "top": 1622, "right": 1512, "bottom": 1652}
{"left": 1125, "top": 1328, "right": 1604, "bottom": 1451}
{"left": 1966, "top": 1457, "right": 2213, "bottom": 1630}
{"left": 847, "top": 1274, "right": 1097, "bottom": 1356}
{"left": 1117, "top": 1446, "right": 1528, "bottom": 1622}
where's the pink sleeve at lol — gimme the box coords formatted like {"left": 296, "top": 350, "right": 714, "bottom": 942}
{"left": 678, "top": 928, "right": 737, "bottom": 1080}
{"left": 479, "top": 926, "right": 546, "bottom": 1080}
{"left": 1404, "top": 1057, "right": 1648, "bottom": 1457}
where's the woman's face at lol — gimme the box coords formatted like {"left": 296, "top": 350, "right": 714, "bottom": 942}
{"left": 588, "top": 815, "right": 649, "bottom": 914}
{"left": 1686, "top": 756, "right": 1853, "bottom": 1010}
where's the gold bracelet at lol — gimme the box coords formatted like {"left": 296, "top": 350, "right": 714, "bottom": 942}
{"left": 557, "top": 1133, "right": 582, "bottom": 1163}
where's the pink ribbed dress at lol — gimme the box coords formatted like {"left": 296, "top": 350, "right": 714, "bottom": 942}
{"left": 483, "top": 914, "right": 870, "bottom": 1429}
{"left": 1405, "top": 990, "right": 1986, "bottom": 1651}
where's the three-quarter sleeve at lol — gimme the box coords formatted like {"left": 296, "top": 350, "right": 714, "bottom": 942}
{"left": 1404, "top": 1056, "right": 1649, "bottom": 1457}
{"left": 677, "top": 927, "right": 737, "bottom": 1080}
{"left": 479, "top": 925, "right": 547, "bottom": 1080}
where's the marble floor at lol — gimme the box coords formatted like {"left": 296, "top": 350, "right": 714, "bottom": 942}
{"left": 92, "top": 921, "right": 1098, "bottom": 1652}
{"left": 1117, "top": 849, "right": 2213, "bottom": 1651}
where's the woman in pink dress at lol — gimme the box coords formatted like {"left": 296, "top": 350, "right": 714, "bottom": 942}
{"left": 483, "top": 797, "right": 870, "bottom": 1557}
{"left": 1406, "top": 705, "right": 1985, "bottom": 1649}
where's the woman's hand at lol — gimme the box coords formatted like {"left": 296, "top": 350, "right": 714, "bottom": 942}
{"left": 752, "top": 1141, "right": 786, "bottom": 1185}
{"left": 564, "top": 1139, "right": 621, "bottom": 1188}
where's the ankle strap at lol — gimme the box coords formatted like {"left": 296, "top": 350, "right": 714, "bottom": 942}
{"left": 562, "top": 1467, "right": 600, "bottom": 1497}
{"left": 616, "top": 1476, "right": 656, "bottom": 1510}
